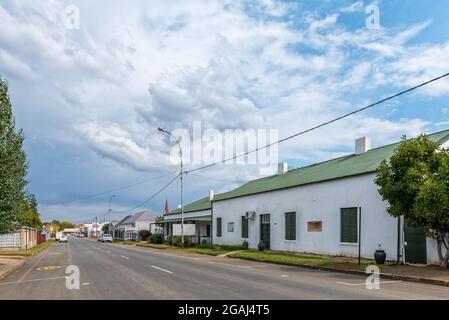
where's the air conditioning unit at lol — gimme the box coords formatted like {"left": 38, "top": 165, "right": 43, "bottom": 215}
{"left": 245, "top": 211, "right": 256, "bottom": 220}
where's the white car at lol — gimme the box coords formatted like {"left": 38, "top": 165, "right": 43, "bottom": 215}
{"left": 59, "top": 234, "right": 68, "bottom": 243}
{"left": 101, "top": 234, "right": 113, "bottom": 242}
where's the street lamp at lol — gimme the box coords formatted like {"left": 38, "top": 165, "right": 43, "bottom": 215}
{"left": 105, "top": 194, "right": 116, "bottom": 223}
{"left": 158, "top": 127, "right": 184, "bottom": 247}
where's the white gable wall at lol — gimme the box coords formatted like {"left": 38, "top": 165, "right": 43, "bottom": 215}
{"left": 213, "top": 173, "right": 400, "bottom": 260}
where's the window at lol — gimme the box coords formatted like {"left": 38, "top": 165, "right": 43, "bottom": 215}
{"left": 216, "top": 218, "right": 222, "bottom": 237}
{"left": 227, "top": 222, "right": 234, "bottom": 232}
{"left": 241, "top": 216, "right": 248, "bottom": 238}
{"left": 285, "top": 212, "right": 296, "bottom": 240}
{"left": 307, "top": 221, "right": 322, "bottom": 232}
{"left": 206, "top": 225, "right": 210, "bottom": 237}
{"left": 340, "top": 208, "right": 358, "bottom": 243}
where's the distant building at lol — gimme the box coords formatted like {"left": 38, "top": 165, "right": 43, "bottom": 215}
{"left": 111, "top": 211, "right": 157, "bottom": 241}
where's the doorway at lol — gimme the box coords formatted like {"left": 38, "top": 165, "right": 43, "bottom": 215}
{"left": 260, "top": 214, "right": 270, "bottom": 250}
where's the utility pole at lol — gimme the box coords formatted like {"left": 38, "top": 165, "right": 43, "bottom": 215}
{"left": 158, "top": 127, "right": 184, "bottom": 247}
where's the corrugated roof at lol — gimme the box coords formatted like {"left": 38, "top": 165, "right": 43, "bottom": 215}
{"left": 168, "top": 197, "right": 211, "bottom": 214}
{"left": 213, "top": 128, "right": 449, "bottom": 202}
{"left": 117, "top": 211, "right": 158, "bottom": 226}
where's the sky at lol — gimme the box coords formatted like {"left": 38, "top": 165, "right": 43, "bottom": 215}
{"left": 1, "top": 0, "right": 449, "bottom": 223}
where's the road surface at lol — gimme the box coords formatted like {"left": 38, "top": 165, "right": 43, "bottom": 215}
{"left": 1, "top": 236, "right": 448, "bottom": 300}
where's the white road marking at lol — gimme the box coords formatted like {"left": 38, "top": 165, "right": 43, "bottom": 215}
{"left": 150, "top": 265, "right": 173, "bottom": 274}
{"left": 0, "top": 276, "right": 66, "bottom": 286}
{"left": 105, "top": 250, "right": 111, "bottom": 254}
{"left": 337, "top": 280, "right": 402, "bottom": 286}
{"left": 81, "top": 282, "right": 90, "bottom": 286}
{"left": 120, "top": 255, "right": 129, "bottom": 259}
{"left": 280, "top": 275, "right": 289, "bottom": 278}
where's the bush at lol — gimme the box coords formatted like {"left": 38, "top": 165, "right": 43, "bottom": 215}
{"left": 242, "top": 241, "right": 249, "bottom": 249}
{"left": 148, "top": 233, "right": 164, "bottom": 244}
{"left": 258, "top": 240, "right": 265, "bottom": 251}
{"left": 139, "top": 230, "right": 151, "bottom": 241}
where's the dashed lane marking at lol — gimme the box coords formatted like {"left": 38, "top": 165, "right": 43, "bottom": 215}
{"left": 150, "top": 265, "right": 173, "bottom": 274}
{"left": 120, "top": 255, "right": 129, "bottom": 259}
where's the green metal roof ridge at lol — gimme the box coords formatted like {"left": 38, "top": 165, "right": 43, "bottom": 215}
{"left": 167, "top": 196, "right": 211, "bottom": 214}
{"left": 213, "top": 128, "right": 449, "bottom": 202}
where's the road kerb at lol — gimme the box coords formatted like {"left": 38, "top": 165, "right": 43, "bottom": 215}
{"left": 226, "top": 255, "right": 449, "bottom": 288}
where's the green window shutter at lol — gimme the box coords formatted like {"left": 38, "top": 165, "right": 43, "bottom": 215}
{"left": 216, "top": 218, "right": 222, "bottom": 237}
{"left": 340, "top": 208, "right": 358, "bottom": 243}
{"left": 241, "top": 216, "right": 248, "bottom": 238}
{"left": 285, "top": 212, "right": 296, "bottom": 240}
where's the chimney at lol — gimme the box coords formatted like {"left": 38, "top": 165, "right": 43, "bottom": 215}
{"left": 209, "top": 189, "right": 214, "bottom": 201}
{"left": 355, "top": 137, "right": 372, "bottom": 155}
{"left": 277, "top": 162, "right": 288, "bottom": 175}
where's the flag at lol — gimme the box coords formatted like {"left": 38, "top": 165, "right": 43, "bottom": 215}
{"left": 164, "top": 199, "right": 170, "bottom": 215}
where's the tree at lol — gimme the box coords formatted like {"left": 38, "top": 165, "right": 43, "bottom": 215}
{"left": 375, "top": 134, "right": 449, "bottom": 267}
{"left": 60, "top": 220, "right": 74, "bottom": 230}
{"left": 102, "top": 223, "right": 110, "bottom": 234}
{"left": 413, "top": 151, "right": 449, "bottom": 267}
{"left": 0, "top": 77, "right": 28, "bottom": 234}
{"left": 20, "top": 193, "right": 42, "bottom": 229}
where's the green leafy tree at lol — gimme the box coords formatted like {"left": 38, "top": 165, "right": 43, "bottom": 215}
{"left": 0, "top": 77, "right": 28, "bottom": 234}
{"left": 413, "top": 151, "right": 449, "bottom": 267}
{"left": 20, "top": 193, "right": 42, "bottom": 229}
{"left": 375, "top": 134, "right": 449, "bottom": 267}
{"left": 102, "top": 223, "right": 110, "bottom": 234}
{"left": 60, "top": 220, "right": 74, "bottom": 230}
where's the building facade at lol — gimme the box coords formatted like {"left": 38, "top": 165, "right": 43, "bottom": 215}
{"left": 211, "top": 129, "right": 449, "bottom": 265}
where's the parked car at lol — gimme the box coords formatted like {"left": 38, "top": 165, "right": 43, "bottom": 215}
{"left": 59, "top": 234, "right": 68, "bottom": 243}
{"left": 97, "top": 235, "right": 103, "bottom": 241}
{"left": 101, "top": 234, "right": 113, "bottom": 242}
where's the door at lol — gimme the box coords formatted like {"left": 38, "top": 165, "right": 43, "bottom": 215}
{"left": 404, "top": 223, "right": 427, "bottom": 264}
{"left": 260, "top": 214, "right": 270, "bottom": 250}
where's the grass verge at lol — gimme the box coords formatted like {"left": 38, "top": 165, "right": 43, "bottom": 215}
{"left": 0, "top": 239, "right": 54, "bottom": 257}
{"left": 228, "top": 250, "right": 331, "bottom": 267}
{"left": 131, "top": 242, "right": 236, "bottom": 256}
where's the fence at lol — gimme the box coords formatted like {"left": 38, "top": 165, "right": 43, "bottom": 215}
{"left": 0, "top": 232, "right": 21, "bottom": 248}
{"left": 0, "top": 227, "right": 37, "bottom": 250}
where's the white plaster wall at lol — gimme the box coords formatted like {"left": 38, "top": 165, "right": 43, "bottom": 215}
{"left": 212, "top": 173, "right": 401, "bottom": 261}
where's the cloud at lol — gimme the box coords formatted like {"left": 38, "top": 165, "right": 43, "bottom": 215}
{"left": 1, "top": 0, "right": 448, "bottom": 222}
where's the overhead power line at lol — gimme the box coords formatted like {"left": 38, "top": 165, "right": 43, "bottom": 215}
{"left": 111, "top": 174, "right": 180, "bottom": 214}
{"left": 54, "top": 172, "right": 176, "bottom": 206}
{"left": 185, "top": 72, "right": 449, "bottom": 174}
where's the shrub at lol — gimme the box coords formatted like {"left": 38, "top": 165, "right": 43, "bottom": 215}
{"left": 242, "top": 241, "right": 249, "bottom": 249}
{"left": 172, "top": 236, "right": 182, "bottom": 247}
{"left": 149, "top": 233, "right": 164, "bottom": 244}
{"left": 139, "top": 230, "right": 151, "bottom": 241}
{"left": 258, "top": 240, "right": 265, "bottom": 251}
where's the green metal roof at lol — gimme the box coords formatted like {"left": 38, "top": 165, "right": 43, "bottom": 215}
{"left": 168, "top": 197, "right": 211, "bottom": 214}
{"left": 161, "top": 215, "right": 211, "bottom": 223}
{"left": 213, "top": 128, "right": 449, "bottom": 202}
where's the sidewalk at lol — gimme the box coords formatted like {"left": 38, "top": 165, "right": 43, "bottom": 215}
{"left": 0, "top": 256, "right": 27, "bottom": 281}
{"left": 227, "top": 251, "right": 449, "bottom": 287}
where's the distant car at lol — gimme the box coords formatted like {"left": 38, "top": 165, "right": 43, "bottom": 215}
{"left": 59, "top": 234, "right": 68, "bottom": 243}
{"left": 79, "top": 234, "right": 85, "bottom": 238}
{"left": 97, "top": 235, "right": 103, "bottom": 241}
{"left": 101, "top": 234, "right": 113, "bottom": 242}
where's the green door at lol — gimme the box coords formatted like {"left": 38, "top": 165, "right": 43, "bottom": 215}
{"left": 260, "top": 214, "right": 270, "bottom": 250}
{"left": 404, "top": 224, "right": 427, "bottom": 264}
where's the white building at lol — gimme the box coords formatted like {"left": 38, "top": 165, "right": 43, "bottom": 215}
{"left": 211, "top": 129, "right": 449, "bottom": 265}
{"left": 112, "top": 211, "right": 157, "bottom": 241}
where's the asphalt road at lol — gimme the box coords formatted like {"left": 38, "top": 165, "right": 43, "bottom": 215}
{"left": 1, "top": 236, "right": 448, "bottom": 300}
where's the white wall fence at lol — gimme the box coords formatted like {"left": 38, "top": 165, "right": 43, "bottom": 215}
{"left": 0, "top": 232, "right": 21, "bottom": 248}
